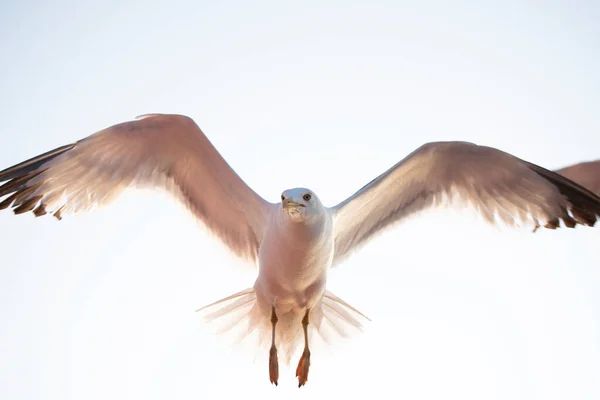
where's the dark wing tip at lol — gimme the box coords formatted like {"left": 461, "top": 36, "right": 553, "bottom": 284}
{"left": 526, "top": 161, "right": 600, "bottom": 229}
{"left": 0, "top": 143, "right": 75, "bottom": 182}
{"left": 33, "top": 203, "right": 47, "bottom": 217}
{"left": 13, "top": 195, "right": 43, "bottom": 214}
{"left": 0, "top": 142, "right": 75, "bottom": 218}
{"left": 53, "top": 206, "right": 64, "bottom": 220}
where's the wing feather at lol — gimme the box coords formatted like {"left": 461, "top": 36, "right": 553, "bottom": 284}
{"left": 0, "top": 114, "right": 273, "bottom": 264}
{"left": 554, "top": 159, "right": 600, "bottom": 196}
{"left": 329, "top": 141, "right": 600, "bottom": 264}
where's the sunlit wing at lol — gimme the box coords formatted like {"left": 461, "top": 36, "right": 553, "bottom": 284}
{"left": 0, "top": 113, "right": 274, "bottom": 264}
{"left": 554, "top": 160, "right": 600, "bottom": 196}
{"left": 329, "top": 141, "right": 600, "bottom": 265}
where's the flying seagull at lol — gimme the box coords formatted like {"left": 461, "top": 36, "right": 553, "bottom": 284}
{"left": 1, "top": 113, "right": 600, "bottom": 387}
{"left": 555, "top": 159, "right": 600, "bottom": 196}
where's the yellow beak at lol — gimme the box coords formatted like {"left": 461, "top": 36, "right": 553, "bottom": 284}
{"left": 282, "top": 199, "right": 305, "bottom": 208}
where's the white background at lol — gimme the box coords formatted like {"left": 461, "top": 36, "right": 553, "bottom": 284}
{"left": 1, "top": 1, "right": 599, "bottom": 399}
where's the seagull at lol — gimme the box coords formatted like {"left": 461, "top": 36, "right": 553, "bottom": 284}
{"left": 1, "top": 113, "right": 600, "bottom": 387}
{"left": 555, "top": 159, "right": 600, "bottom": 196}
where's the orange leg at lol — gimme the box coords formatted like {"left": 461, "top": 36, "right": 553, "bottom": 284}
{"left": 295, "top": 309, "right": 311, "bottom": 387}
{"left": 269, "top": 306, "right": 279, "bottom": 386}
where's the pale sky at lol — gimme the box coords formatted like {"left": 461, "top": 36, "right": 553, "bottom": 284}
{"left": 1, "top": 1, "right": 600, "bottom": 399}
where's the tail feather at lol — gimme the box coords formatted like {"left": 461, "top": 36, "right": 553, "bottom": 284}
{"left": 323, "top": 291, "right": 371, "bottom": 322}
{"left": 196, "top": 288, "right": 370, "bottom": 366}
{"left": 197, "top": 292, "right": 256, "bottom": 323}
{"left": 313, "top": 293, "right": 367, "bottom": 345}
{"left": 195, "top": 287, "right": 254, "bottom": 313}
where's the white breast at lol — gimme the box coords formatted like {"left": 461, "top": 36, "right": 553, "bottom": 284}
{"left": 254, "top": 207, "right": 334, "bottom": 313}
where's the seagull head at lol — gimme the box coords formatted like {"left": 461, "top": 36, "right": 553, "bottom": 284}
{"left": 280, "top": 187, "right": 323, "bottom": 223}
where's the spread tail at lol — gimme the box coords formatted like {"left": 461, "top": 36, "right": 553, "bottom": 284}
{"left": 196, "top": 288, "right": 370, "bottom": 366}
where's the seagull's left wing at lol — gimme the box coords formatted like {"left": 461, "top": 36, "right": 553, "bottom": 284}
{"left": 0, "top": 113, "right": 274, "bottom": 264}
{"left": 554, "top": 160, "right": 600, "bottom": 196}
{"left": 329, "top": 141, "right": 600, "bottom": 265}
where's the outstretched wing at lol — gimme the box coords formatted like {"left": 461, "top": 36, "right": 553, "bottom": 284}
{"left": 0, "top": 113, "right": 274, "bottom": 264}
{"left": 329, "top": 141, "right": 600, "bottom": 265}
{"left": 554, "top": 160, "right": 600, "bottom": 196}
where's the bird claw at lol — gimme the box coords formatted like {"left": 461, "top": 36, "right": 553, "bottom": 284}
{"left": 295, "top": 348, "right": 311, "bottom": 387}
{"left": 269, "top": 345, "right": 279, "bottom": 386}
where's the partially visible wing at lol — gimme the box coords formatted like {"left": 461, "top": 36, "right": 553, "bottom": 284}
{"left": 329, "top": 141, "right": 600, "bottom": 265}
{"left": 0, "top": 113, "right": 274, "bottom": 264}
{"left": 554, "top": 160, "right": 600, "bottom": 196}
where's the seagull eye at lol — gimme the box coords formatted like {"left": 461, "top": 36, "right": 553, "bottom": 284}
{"left": 281, "top": 194, "right": 285, "bottom": 201}
{"left": 303, "top": 194, "right": 312, "bottom": 201}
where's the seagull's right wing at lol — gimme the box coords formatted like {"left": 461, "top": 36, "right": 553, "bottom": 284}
{"left": 554, "top": 160, "right": 600, "bottom": 196}
{"left": 0, "top": 113, "right": 274, "bottom": 265}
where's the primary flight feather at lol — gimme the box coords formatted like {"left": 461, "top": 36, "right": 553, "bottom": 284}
{"left": 1, "top": 113, "right": 599, "bottom": 387}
